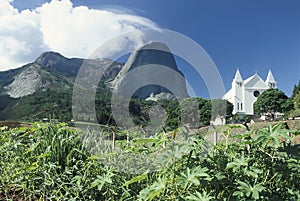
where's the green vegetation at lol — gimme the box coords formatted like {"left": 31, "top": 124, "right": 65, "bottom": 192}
{"left": 0, "top": 122, "right": 299, "bottom": 200}
{"left": 0, "top": 88, "right": 233, "bottom": 131}
{"left": 254, "top": 88, "right": 293, "bottom": 119}
{"left": 0, "top": 90, "right": 73, "bottom": 121}
{"left": 289, "top": 81, "right": 300, "bottom": 118}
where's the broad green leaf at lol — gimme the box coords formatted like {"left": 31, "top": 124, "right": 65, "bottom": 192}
{"left": 226, "top": 156, "right": 248, "bottom": 172}
{"left": 185, "top": 191, "right": 213, "bottom": 201}
{"left": 124, "top": 173, "right": 148, "bottom": 187}
{"left": 138, "top": 177, "right": 166, "bottom": 201}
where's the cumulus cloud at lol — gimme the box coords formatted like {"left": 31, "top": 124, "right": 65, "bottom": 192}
{"left": 0, "top": 0, "right": 158, "bottom": 71}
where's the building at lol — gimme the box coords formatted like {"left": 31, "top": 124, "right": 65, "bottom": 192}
{"left": 223, "top": 69, "right": 277, "bottom": 115}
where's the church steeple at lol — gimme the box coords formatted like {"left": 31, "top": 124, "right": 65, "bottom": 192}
{"left": 265, "top": 69, "right": 277, "bottom": 88}
{"left": 233, "top": 69, "right": 243, "bottom": 88}
{"left": 234, "top": 69, "right": 243, "bottom": 82}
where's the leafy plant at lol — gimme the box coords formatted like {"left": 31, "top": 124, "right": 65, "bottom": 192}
{"left": 233, "top": 180, "right": 265, "bottom": 200}
{"left": 0, "top": 122, "right": 299, "bottom": 200}
{"left": 185, "top": 191, "right": 214, "bottom": 201}
{"left": 252, "top": 123, "right": 291, "bottom": 148}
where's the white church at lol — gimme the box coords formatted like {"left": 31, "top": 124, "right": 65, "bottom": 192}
{"left": 223, "top": 69, "right": 277, "bottom": 115}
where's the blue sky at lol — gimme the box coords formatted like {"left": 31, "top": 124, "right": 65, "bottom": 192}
{"left": 9, "top": 0, "right": 300, "bottom": 98}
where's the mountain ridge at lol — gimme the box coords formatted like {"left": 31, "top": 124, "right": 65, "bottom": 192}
{"left": 0, "top": 42, "right": 189, "bottom": 121}
{"left": 0, "top": 51, "right": 124, "bottom": 98}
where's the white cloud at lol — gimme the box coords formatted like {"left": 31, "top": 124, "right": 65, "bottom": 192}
{"left": 0, "top": 0, "right": 158, "bottom": 71}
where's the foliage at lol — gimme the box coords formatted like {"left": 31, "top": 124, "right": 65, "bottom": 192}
{"left": 291, "top": 80, "right": 300, "bottom": 99}
{"left": 289, "top": 81, "right": 300, "bottom": 117}
{"left": 288, "top": 108, "right": 300, "bottom": 118}
{"left": 0, "top": 90, "right": 73, "bottom": 121}
{"left": 210, "top": 99, "right": 233, "bottom": 119}
{"left": 230, "top": 114, "right": 251, "bottom": 124}
{"left": 254, "top": 88, "right": 293, "bottom": 119}
{"left": 0, "top": 122, "right": 299, "bottom": 200}
{"left": 0, "top": 90, "right": 234, "bottom": 131}
{"left": 177, "top": 98, "right": 233, "bottom": 128}
{"left": 292, "top": 92, "right": 300, "bottom": 110}
{"left": 0, "top": 95, "right": 13, "bottom": 111}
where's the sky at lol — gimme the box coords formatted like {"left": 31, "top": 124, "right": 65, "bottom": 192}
{"left": 1, "top": 0, "right": 300, "bottom": 98}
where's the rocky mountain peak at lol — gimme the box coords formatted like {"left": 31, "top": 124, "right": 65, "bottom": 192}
{"left": 34, "top": 51, "right": 83, "bottom": 77}
{"left": 35, "top": 51, "right": 66, "bottom": 67}
{"left": 125, "top": 41, "right": 178, "bottom": 72}
{"left": 114, "top": 42, "right": 189, "bottom": 99}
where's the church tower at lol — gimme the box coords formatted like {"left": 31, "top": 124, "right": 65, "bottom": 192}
{"left": 231, "top": 69, "right": 244, "bottom": 114}
{"left": 265, "top": 70, "right": 277, "bottom": 88}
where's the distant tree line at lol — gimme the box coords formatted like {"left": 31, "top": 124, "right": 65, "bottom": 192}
{"left": 8, "top": 79, "right": 300, "bottom": 125}
{"left": 0, "top": 86, "right": 234, "bottom": 130}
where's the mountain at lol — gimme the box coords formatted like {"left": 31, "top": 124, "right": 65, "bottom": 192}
{"left": 0, "top": 52, "right": 123, "bottom": 98}
{"left": 1, "top": 52, "right": 78, "bottom": 98}
{"left": 0, "top": 51, "right": 124, "bottom": 121}
{"left": 0, "top": 42, "right": 189, "bottom": 121}
{"left": 114, "top": 42, "right": 189, "bottom": 100}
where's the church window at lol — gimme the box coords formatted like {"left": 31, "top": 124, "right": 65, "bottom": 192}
{"left": 268, "top": 83, "right": 275, "bottom": 88}
{"left": 237, "top": 82, "right": 242, "bottom": 87}
{"left": 253, "top": 90, "right": 260, "bottom": 97}
{"left": 241, "top": 103, "right": 243, "bottom": 111}
{"left": 237, "top": 103, "right": 239, "bottom": 110}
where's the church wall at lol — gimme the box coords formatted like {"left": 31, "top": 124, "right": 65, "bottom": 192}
{"left": 244, "top": 87, "right": 269, "bottom": 115}
{"left": 232, "top": 81, "right": 244, "bottom": 114}
{"left": 244, "top": 89, "right": 257, "bottom": 114}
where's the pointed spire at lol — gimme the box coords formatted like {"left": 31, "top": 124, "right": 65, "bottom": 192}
{"left": 265, "top": 69, "right": 277, "bottom": 88}
{"left": 266, "top": 69, "right": 276, "bottom": 83}
{"left": 234, "top": 69, "right": 243, "bottom": 82}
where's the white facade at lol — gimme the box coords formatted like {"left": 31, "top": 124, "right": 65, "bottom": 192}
{"left": 223, "top": 70, "right": 277, "bottom": 115}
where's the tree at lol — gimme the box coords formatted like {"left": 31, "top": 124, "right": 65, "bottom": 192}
{"left": 178, "top": 98, "right": 233, "bottom": 128}
{"left": 178, "top": 97, "right": 209, "bottom": 128}
{"left": 254, "top": 88, "right": 293, "bottom": 119}
{"left": 291, "top": 80, "right": 300, "bottom": 110}
{"left": 210, "top": 99, "right": 233, "bottom": 119}
{"left": 293, "top": 92, "right": 300, "bottom": 109}
{"left": 291, "top": 80, "right": 300, "bottom": 99}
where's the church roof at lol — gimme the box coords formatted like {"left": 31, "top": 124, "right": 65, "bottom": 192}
{"left": 265, "top": 70, "right": 276, "bottom": 83}
{"left": 223, "top": 88, "right": 232, "bottom": 100}
{"left": 244, "top": 74, "right": 268, "bottom": 88}
{"left": 233, "top": 69, "right": 243, "bottom": 81}
{"left": 244, "top": 74, "right": 257, "bottom": 84}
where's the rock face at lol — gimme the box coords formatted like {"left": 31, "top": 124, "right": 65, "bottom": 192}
{"left": 2, "top": 52, "right": 80, "bottom": 98}
{"left": 114, "top": 42, "right": 189, "bottom": 99}
{"left": 4, "top": 65, "right": 50, "bottom": 98}
{"left": 145, "top": 92, "right": 176, "bottom": 101}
